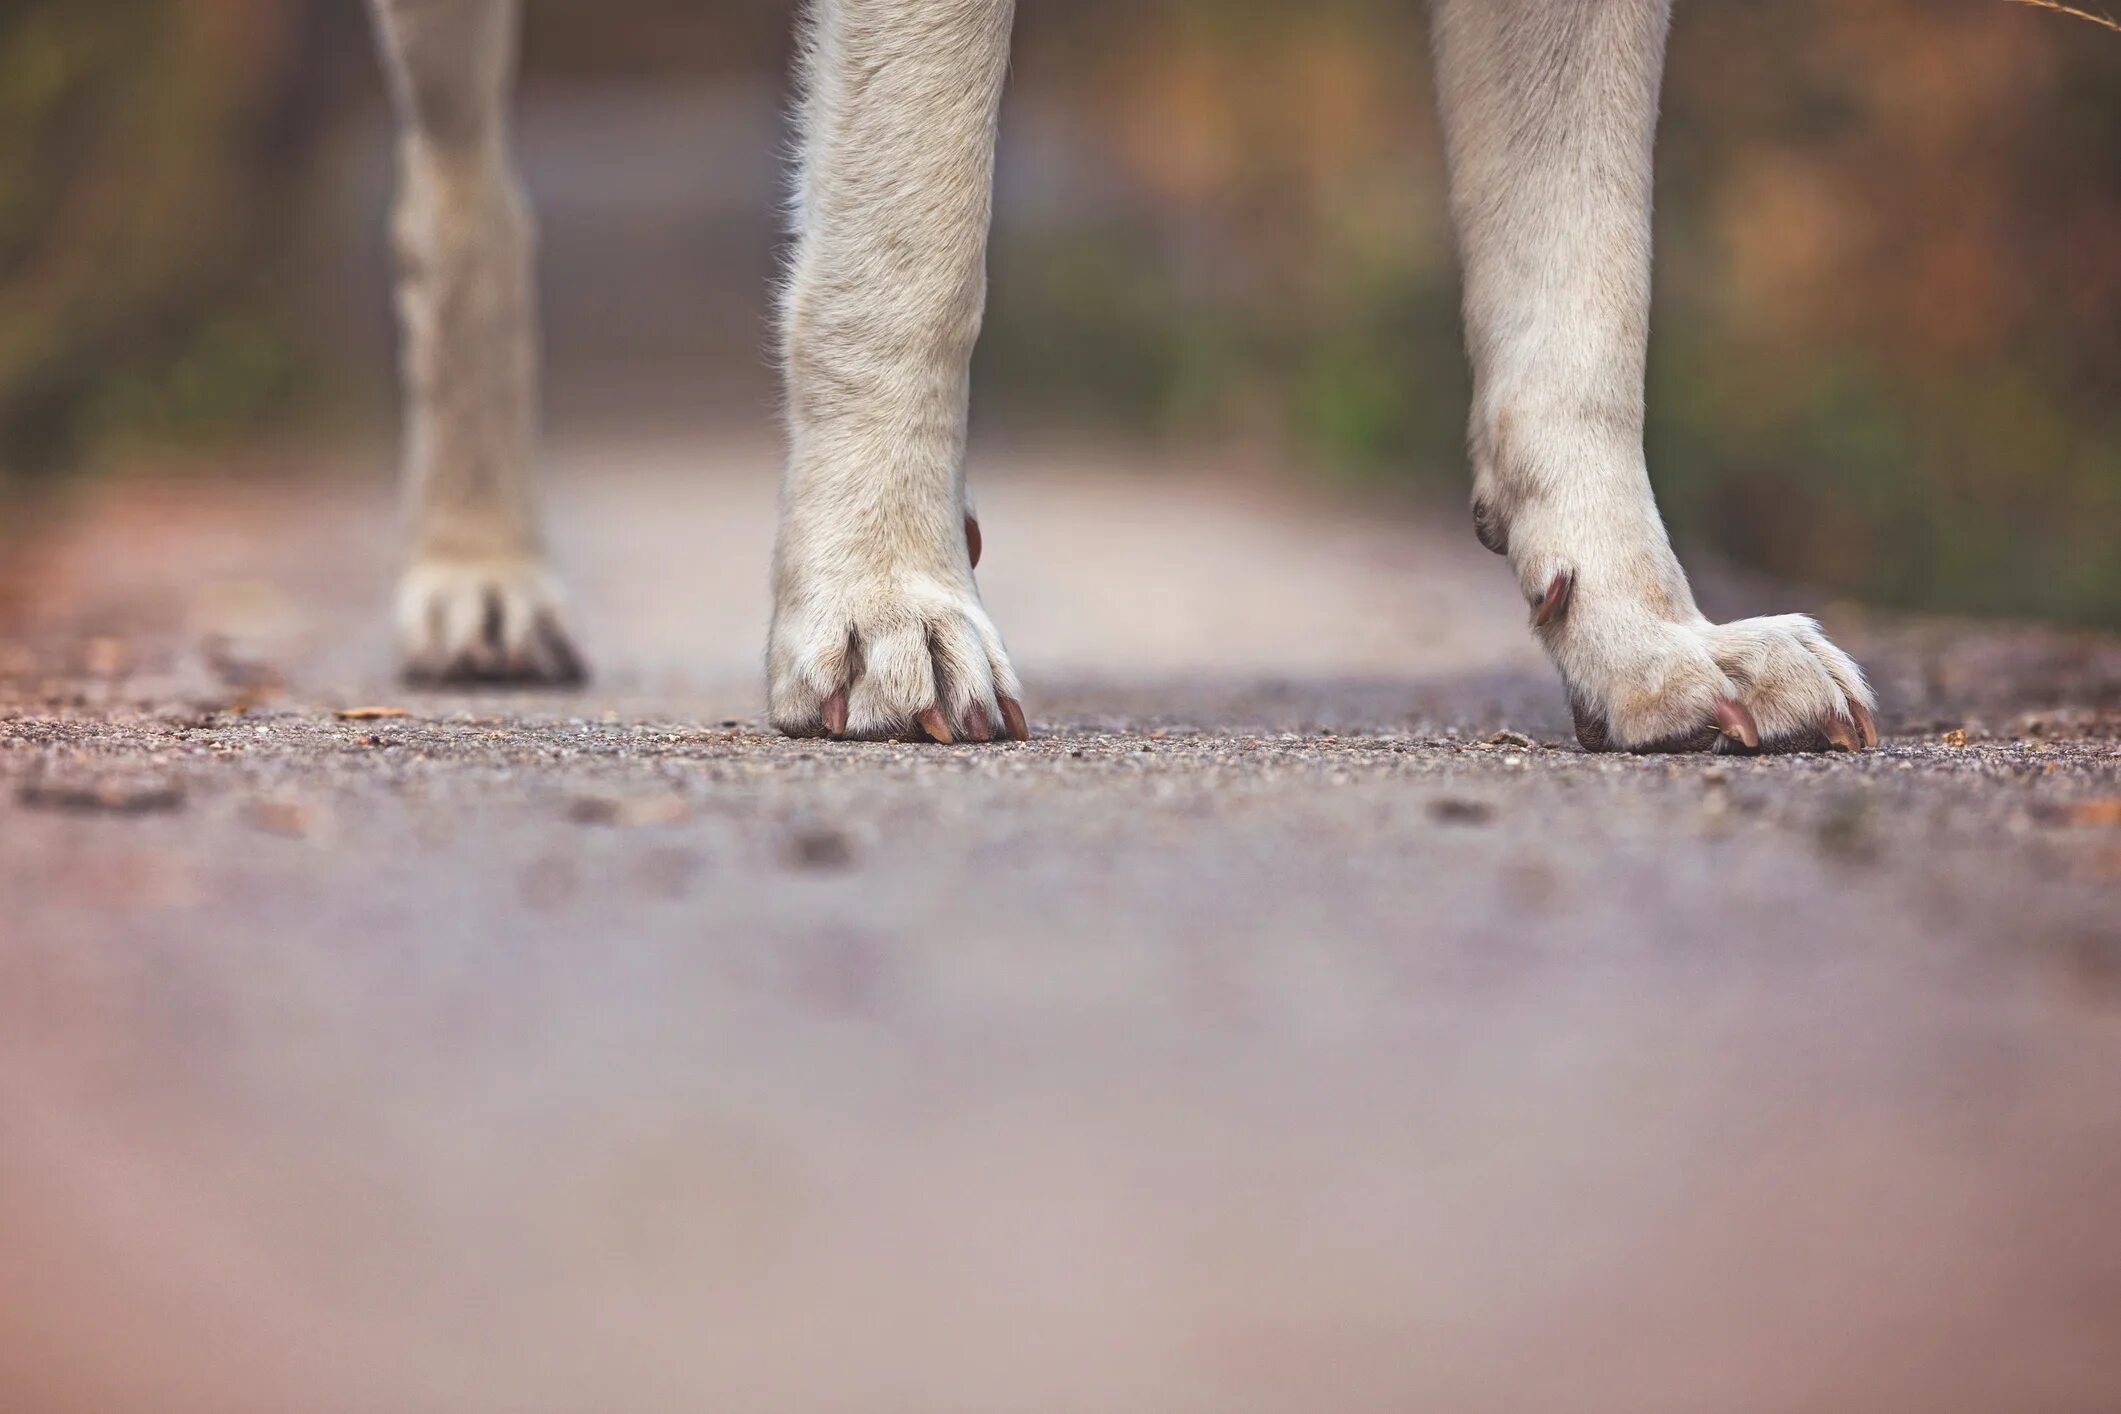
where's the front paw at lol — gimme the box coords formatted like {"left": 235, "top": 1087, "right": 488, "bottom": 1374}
{"left": 768, "top": 568, "right": 1024, "bottom": 743}
{"left": 1544, "top": 581, "right": 1876, "bottom": 754}
{"left": 396, "top": 558, "right": 586, "bottom": 687}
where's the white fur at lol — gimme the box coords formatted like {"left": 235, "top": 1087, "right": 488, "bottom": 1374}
{"left": 767, "top": 0, "right": 1022, "bottom": 740}
{"left": 1432, "top": 0, "right": 1873, "bottom": 748}
{"left": 368, "top": 0, "right": 1875, "bottom": 747}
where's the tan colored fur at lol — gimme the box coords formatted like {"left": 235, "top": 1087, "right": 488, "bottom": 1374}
{"left": 370, "top": 0, "right": 581, "bottom": 683}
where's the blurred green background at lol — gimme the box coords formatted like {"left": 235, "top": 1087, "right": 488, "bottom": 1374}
{"left": 1, "top": 0, "right": 2116, "bottom": 623}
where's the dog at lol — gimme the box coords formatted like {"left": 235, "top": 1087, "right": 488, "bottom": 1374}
{"left": 366, "top": 0, "right": 1877, "bottom": 753}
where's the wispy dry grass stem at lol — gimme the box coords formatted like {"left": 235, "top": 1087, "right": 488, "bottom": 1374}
{"left": 2007, "top": 0, "right": 2121, "bottom": 35}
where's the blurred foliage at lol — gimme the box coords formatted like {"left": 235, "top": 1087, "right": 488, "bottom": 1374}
{"left": 1642, "top": 2, "right": 2121, "bottom": 625}
{"left": 989, "top": 1, "right": 1472, "bottom": 478}
{"left": 0, "top": 0, "right": 359, "bottom": 472}
{"left": 0, "top": 0, "right": 2115, "bottom": 624}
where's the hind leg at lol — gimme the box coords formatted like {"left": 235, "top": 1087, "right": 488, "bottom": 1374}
{"left": 1431, "top": 0, "right": 1874, "bottom": 752}
{"left": 368, "top": 0, "right": 583, "bottom": 685}
{"left": 767, "top": 0, "right": 1024, "bottom": 742}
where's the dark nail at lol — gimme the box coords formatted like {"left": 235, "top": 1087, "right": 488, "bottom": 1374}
{"left": 1850, "top": 701, "right": 1878, "bottom": 749}
{"left": 534, "top": 612, "right": 587, "bottom": 685}
{"left": 1472, "top": 499, "right": 1508, "bottom": 555}
{"left": 999, "top": 695, "right": 1030, "bottom": 741}
{"left": 1714, "top": 697, "right": 1761, "bottom": 749}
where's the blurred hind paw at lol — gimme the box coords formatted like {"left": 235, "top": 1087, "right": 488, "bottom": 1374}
{"left": 396, "top": 558, "right": 587, "bottom": 687}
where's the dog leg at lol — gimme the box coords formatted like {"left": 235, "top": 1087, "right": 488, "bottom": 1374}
{"left": 369, "top": 0, "right": 583, "bottom": 685}
{"left": 768, "top": 0, "right": 1025, "bottom": 742}
{"left": 1431, "top": 0, "right": 1874, "bottom": 752}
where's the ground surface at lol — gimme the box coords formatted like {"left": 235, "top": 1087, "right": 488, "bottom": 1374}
{"left": 3, "top": 437, "right": 2120, "bottom": 1413}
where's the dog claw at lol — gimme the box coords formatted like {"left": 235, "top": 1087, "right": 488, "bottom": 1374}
{"left": 999, "top": 695, "right": 1030, "bottom": 741}
{"left": 1850, "top": 700, "right": 1878, "bottom": 749}
{"left": 821, "top": 690, "right": 849, "bottom": 736}
{"left": 917, "top": 706, "right": 953, "bottom": 744}
{"left": 1555, "top": 618, "right": 1871, "bottom": 757}
{"left": 1531, "top": 569, "right": 1574, "bottom": 628}
{"left": 1472, "top": 499, "right": 1508, "bottom": 556}
{"left": 964, "top": 703, "right": 994, "bottom": 742}
{"left": 965, "top": 514, "right": 982, "bottom": 570}
{"left": 1713, "top": 697, "right": 1761, "bottom": 749}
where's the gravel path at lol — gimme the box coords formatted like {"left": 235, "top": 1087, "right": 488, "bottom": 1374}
{"left": 4, "top": 436, "right": 2119, "bottom": 1412}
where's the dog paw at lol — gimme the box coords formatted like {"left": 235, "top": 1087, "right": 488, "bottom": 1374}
{"left": 1541, "top": 576, "right": 1876, "bottom": 754}
{"left": 397, "top": 558, "right": 586, "bottom": 687}
{"left": 769, "top": 568, "right": 1025, "bottom": 742}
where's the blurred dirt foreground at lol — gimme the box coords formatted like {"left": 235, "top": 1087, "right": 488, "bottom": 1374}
{"left": 3, "top": 436, "right": 2121, "bottom": 1413}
